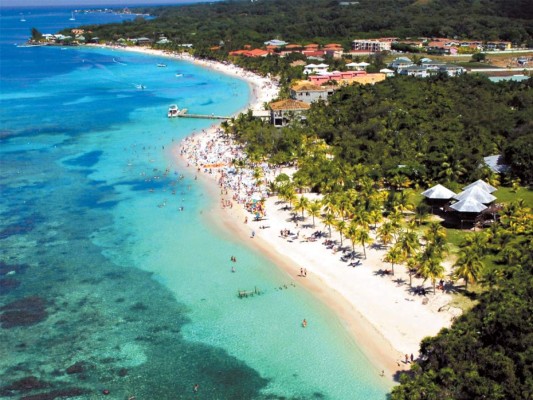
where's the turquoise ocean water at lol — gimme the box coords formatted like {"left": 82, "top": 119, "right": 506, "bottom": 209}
{"left": 0, "top": 6, "right": 389, "bottom": 399}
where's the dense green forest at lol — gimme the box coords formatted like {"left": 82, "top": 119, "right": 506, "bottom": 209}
{"left": 79, "top": 0, "right": 533, "bottom": 50}
{"left": 227, "top": 75, "right": 533, "bottom": 187}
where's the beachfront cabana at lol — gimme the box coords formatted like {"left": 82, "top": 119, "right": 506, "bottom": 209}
{"left": 421, "top": 184, "right": 456, "bottom": 199}
{"left": 454, "top": 186, "right": 497, "bottom": 204}
{"left": 450, "top": 198, "right": 488, "bottom": 213}
{"left": 421, "top": 184, "right": 456, "bottom": 213}
{"left": 448, "top": 198, "right": 489, "bottom": 228}
{"left": 462, "top": 179, "right": 497, "bottom": 193}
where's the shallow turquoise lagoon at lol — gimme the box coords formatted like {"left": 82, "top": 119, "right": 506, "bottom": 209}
{"left": 0, "top": 6, "right": 389, "bottom": 399}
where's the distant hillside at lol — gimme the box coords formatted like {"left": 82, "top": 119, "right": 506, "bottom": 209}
{"left": 82, "top": 0, "right": 533, "bottom": 49}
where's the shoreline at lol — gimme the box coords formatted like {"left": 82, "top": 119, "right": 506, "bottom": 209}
{"left": 175, "top": 129, "right": 460, "bottom": 381}
{"left": 95, "top": 44, "right": 458, "bottom": 382}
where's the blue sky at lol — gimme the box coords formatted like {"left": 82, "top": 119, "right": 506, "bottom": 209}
{"left": 1, "top": 0, "right": 212, "bottom": 7}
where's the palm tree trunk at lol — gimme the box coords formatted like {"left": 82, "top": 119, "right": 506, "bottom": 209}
{"left": 362, "top": 240, "right": 366, "bottom": 259}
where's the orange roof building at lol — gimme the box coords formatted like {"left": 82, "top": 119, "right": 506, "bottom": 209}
{"left": 269, "top": 99, "right": 311, "bottom": 127}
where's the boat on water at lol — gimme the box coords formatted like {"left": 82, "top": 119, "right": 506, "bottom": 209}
{"left": 175, "top": 73, "right": 183, "bottom": 77}
{"left": 168, "top": 104, "right": 179, "bottom": 118}
{"left": 69, "top": 12, "right": 76, "bottom": 21}
{"left": 157, "top": 63, "right": 167, "bottom": 67}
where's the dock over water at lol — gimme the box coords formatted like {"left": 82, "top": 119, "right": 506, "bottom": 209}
{"left": 177, "top": 108, "right": 230, "bottom": 120}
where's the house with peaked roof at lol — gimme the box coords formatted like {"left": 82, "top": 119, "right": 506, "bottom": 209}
{"left": 303, "top": 63, "right": 329, "bottom": 75}
{"left": 390, "top": 57, "right": 414, "bottom": 69}
{"left": 439, "top": 64, "right": 466, "bottom": 77}
{"left": 290, "top": 81, "right": 334, "bottom": 104}
{"left": 269, "top": 99, "right": 311, "bottom": 127}
{"left": 398, "top": 65, "right": 429, "bottom": 78}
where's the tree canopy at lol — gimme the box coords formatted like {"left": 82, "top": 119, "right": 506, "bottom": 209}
{"left": 78, "top": 0, "right": 533, "bottom": 49}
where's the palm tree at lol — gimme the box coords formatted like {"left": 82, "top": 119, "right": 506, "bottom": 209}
{"left": 321, "top": 193, "right": 339, "bottom": 218}
{"left": 335, "top": 219, "right": 347, "bottom": 248}
{"left": 295, "top": 195, "right": 309, "bottom": 219}
{"left": 397, "top": 230, "right": 420, "bottom": 261}
{"left": 346, "top": 222, "right": 359, "bottom": 252}
{"left": 368, "top": 209, "right": 383, "bottom": 230}
{"left": 384, "top": 245, "right": 402, "bottom": 275}
{"left": 418, "top": 250, "right": 445, "bottom": 294}
{"left": 423, "top": 222, "right": 447, "bottom": 255}
{"left": 453, "top": 247, "right": 483, "bottom": 290}
{"left": 414, "top": 202, "right": 430, "bottom": 226}
{"left": 462, "top": 232, "right": 488, "bottom": 257}
{"left": 356, "top": 226, "right": 373, "bottom": 259}
{"left": 323, "top": 212, "right": 336, "bottom": 238}
{"left": 307, "top": 200, "right": 322, "bottom": 228}
{"left": 283, "top": 186, "right": 297, "bottom": 209}
{"left": 252, "top": 167, "right": 264, "bottom": 187}
{"left": 377, "top": 221, "right": 395, "bottom": 247}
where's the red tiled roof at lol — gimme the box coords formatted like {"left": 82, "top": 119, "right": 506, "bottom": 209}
{"left": 229, "top": 48, "right": 270, "bottom": 57}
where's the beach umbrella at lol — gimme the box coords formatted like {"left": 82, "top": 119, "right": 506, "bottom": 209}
{"left": 462, "top": 179, "right": 497, "bottom": 193}
{"left": 251, "top": 192, "right": 263, "bottom": 201}
{"left": 454, "top": 186, "right": 496, "bottom": 204}
{"left": 450, "top": 198, "right": 488, "bottom": 213}
{"left": 421, "top": 184, "right": 456, "bottom": 199}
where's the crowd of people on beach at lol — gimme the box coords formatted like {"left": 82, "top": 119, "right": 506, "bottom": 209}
{"left": 180, "top": 128, "right": 277, "bottom": 216}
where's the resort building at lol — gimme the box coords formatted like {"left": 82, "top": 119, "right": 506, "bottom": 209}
{"left": 346, "top": 62, "right": 370, "bottom": 71}
{"left": 389, "top": 57, "right": 414, "bottom": 69}
{"left": 303, "top": 63, "right": 329, "bottom": 75}
{"left": 269, "top": 99, "right": 311, "bottom": 127}
{"left": 229, "top": 48, "right": 270, "bottom": 57}
{"left": 439, "top": 64, "right": 466, "bottom": 77}
{"left": 398, "top": 66, "right": 429, "bottom": 78}
{"left": 290, "top": 81, "right": 334, "bottom": 104}
{"left": 351, "top": 39, "right": 392, "bottom": 52}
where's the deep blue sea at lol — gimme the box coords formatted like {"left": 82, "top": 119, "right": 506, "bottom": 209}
{"left": 0, "top": 5, "right": 389, "bottom": 399}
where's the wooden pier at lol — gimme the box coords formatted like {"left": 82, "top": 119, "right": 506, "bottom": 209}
{"left": 177, "top": 108, "right": 230, "bottom": 120}
{"left": 237, "top": 287, "right": 262, "bottom": 298}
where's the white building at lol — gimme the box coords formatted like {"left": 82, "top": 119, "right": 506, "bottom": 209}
{"left": 352, "top": 39, "right": 391, "bottom": 52}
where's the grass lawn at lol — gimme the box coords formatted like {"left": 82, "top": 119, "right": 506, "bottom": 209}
{"left": 494, "top": 186, "right": 533, "bottom": 208}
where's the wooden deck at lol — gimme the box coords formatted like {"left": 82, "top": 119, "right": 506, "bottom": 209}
{"left": 177, "top": 108, "right": 230, "bottom": 120}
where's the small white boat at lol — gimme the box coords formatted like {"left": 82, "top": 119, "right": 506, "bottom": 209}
{"left": 175, "top": 73, "right": 183, "bottom": 77}
{"left": 69, "top": 12, "right": 76, "bottom": 21}
{"left": 157, "top": 63, "right": 167, "bottom": 67}
{"left": 168, "top": 104, "right": 179, "bottom": 118}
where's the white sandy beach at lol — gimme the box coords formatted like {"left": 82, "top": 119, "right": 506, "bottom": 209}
{"left": 96, "top": 44, "right": 460, "bottom": 378}
{"left": 176, "top": 128, "right": 462, "bottom": 378}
